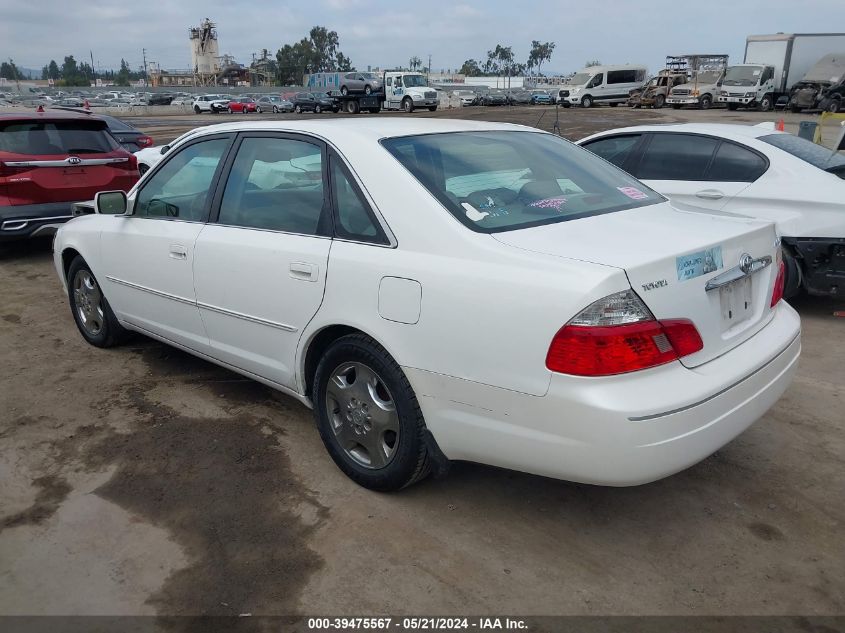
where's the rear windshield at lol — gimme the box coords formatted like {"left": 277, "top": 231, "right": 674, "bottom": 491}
{"left": 381, "top": 131, "right": 663, "bottom": 233}
{"left": 0, "top": 120, "right": 118, "bottom": 155}
{"left": 760, "top": 133, "right": 845, "bottom": 171}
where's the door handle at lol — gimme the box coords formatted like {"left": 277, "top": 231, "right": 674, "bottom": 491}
{"left": 169, "top": 244, "right": 188, "bottom": 260}
{"left": 695, "top": 189, "right": 724, "bottom": 200}
{"left": 289, "top": 262, "right": 318, "bottom": 282}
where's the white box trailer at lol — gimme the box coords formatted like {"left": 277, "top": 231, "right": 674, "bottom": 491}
{"left": 719, "top": 33, "right": 845, "bottom": 110}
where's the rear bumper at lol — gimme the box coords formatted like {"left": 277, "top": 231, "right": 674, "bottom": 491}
{"left": 0, "top": 202, "right": 75, "bottom": 241}
{"left": 407, "top": 301, "right": 800, "bottom": 485}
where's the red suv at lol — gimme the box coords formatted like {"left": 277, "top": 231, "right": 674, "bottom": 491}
{"left": 0, "top": 111, "right": 139, "bottom": 242}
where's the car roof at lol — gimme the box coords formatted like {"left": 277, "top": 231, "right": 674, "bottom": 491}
{"left": 581, "top": 122, "right": 785, "bottom": 142}
{"left": 0, "top": 110, "right": 105, "bottom": 123}
{"left": 176, "top": 118, "right": 533, "bottom": 148}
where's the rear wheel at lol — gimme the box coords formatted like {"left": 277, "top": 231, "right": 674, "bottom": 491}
{"left": 313, "top": 334, "right": 432, "bottom": 491}
{"left": 315, "top": 105, "right": 322, "bottom": 114}
{"left": 194, "top": 105, "right": 201, "bottom": 114}
{"left": 227, "top": 107, "right": 233, "bottom": 114}
{"left": 67, "top": 257, "right": 128, "bottom": 348}
{"left": 272, "top": 105, "right": 278, "bottom": 113}
{"left": 364, "top": 85, "right": 372, "bottom": 95}
{"left": 256, "top": 106, "right": 262, "bottom": 113}
{"left": 346, "top": 100, "right": 360, "bottom": 114}
{"left": 295, "top": 105, "right": 302, "bottom": 113}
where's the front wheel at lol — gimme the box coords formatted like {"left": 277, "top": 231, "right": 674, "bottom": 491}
{"left": 581, "top": 95, "right": 593, "bottom": 108}
{"left": 272, "top": 105, "right": 278, "bottom": 113}
{"left": 700, "top": 95, "right": 712, "bottom": 110}
{"left": 315, "top": 105, "right": 322, "bottom": 114}
{"left": 364, "top": 85, "right": 372, "bottom": 95}
{"left": 341, "top": 86, "right": 349, "bottom": 96}
{"left": 256, "top": 106, "right": 262, "bottom": 113}
{"left": 294, "top": 105, "right": 302, "bottom": 113}
{"left": 193, "top": 105, "right": 201, "bottom": 114}
{"left": 138, "top": 164, "right": 149, "bottom": 176}
{"left": 227, "top": 107, "right": 233, "bottom": 114}
{"left": 828, "top": 99, "right": 841, "bottom": 113}
{"left": 653, "top": 94, "right": 665, "bottom": 109}
{"left": 67, "top": 256, "right": 128, "bottom": 348}
{"left": 313, "top": 334, "right": 433, "bottom": 491}
{"left": 758, "top": 95, "right": 773, "bottom": 112}
{"left": 428, "top": 106, "right": 437, "bottom": 112}
{"left": 403, "top": 97, "right": 414, "bottom": 113}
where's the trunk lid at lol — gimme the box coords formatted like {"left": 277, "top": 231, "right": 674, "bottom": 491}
{"left": 492, "top": 202, "right": 780, "bottom": 367}
{"left": 0, "top": 117, "right": 137, "bottom": 206}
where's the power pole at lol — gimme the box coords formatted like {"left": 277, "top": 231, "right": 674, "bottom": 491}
{"left": 142, "top": 48, "right": 148, "bottom": 85}
{"left": 90, "top": 50, "right": 96, "bottom": 86}
{"left": 428, "top": 53, "right": 432, "bottom": 81}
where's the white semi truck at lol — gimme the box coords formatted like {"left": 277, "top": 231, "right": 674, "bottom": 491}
{"left": 718, "top": 33, "right": 845, "bottom": 111}
{"left": 305, "top": 71, "right": 438, "bottom": 113}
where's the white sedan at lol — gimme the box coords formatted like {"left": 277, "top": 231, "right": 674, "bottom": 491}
{"left": 52, "top": 119, "right": 800, "bottom": 491}
{"left": 578, "top": 123, "right": 845, "bottom": 298}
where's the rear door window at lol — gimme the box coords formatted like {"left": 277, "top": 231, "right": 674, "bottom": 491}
{"left": 707, "top": 142, "right": 768, "bottom": 182}
{"left": 0, "top": 120, "right": 118, "bottom": 155}
{"left": 636, "top": 133, "right": 718, "bottom": 180}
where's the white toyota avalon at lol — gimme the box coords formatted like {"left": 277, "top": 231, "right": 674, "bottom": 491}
{"left": 53, "top": 119, "right": 801, "bottom": 491}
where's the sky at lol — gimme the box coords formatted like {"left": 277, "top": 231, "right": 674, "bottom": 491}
{"left": 2, "top": 0, "right": 845, "bottom": 77}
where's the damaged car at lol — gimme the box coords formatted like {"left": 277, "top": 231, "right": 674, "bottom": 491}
{"left": 579, "top": 123, "right": 845, "bottom": 298}
{"left": 788, "top": 53, "right": 845, "bottom": 113}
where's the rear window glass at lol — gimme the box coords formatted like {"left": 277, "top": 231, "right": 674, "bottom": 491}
{"left": 760, "top": 133, "right": 845, "bottom": 171}
{"left": 381, "top": 131, "right": 663, "bottom": 233}
{"left": 0, "top": 121, "right": 118, "bottom": 155}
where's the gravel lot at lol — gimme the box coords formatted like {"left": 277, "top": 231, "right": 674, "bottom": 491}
{"left": 1, "top": 105, "right": 843, "bottom": 620}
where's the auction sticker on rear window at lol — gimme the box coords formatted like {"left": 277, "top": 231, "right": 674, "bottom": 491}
{"left": 676, "top": 246, "right": 723, "bottom": 281}
{"left": 617, "top": 186, "right": 649, "bottom": 200}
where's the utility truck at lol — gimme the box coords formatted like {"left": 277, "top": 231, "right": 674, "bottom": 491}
{"left": 718, "top": 33, "right": 845, "bottom": 111}
{"left": 305, "top": 71, "right": 438, "bottom": 113}
{"left": 666, "top": 54, "right": 729, "bottom": 109}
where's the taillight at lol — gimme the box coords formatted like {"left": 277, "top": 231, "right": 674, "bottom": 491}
{"left": 546, "top": 290, "right": 703, "bottom": 377}
{"left": 137, "top": 135, "right": 153, "bottom": 148}
{"left": 770, "top": 260, "right": 785, "bottom": 307}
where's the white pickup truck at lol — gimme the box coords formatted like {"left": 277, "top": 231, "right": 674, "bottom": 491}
{"left": 667, "top": 69, "right": 725, "bottom": 110}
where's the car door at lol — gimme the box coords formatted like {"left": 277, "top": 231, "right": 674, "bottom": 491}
{"left": 100, "top": 134, "right": 233, "bottom": 351}
{"left": 579, "top": 133, "right": 646, "bottom": 172}
{"left": 192, "top": 133, "right": 332, "bottom": 389}
{"left": 629, "top": 133, "right": 756, "bottom": 211}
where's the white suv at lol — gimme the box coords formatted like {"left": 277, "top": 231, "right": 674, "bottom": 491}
{"left": 192, "top": 94, "right": 229, "bottom": 114}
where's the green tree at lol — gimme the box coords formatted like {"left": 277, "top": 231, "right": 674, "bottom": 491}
{"left": 61, "top": 55, "right": 78, "bottom": 80}
{"left": 528, "top": 41, "right": 556, "bottom": 77}
{"left": 335, "top": 52, "right": 353, "bottom": 72}
{"left": 115, "top": 58, "right": 131, "bottom": 86}
{"left": 409, "top": 56, "right": 422, "bottom": 71}
{"left": 308, "top": 26, "right": 340, "bottom": 72}
{"left": 0, "top": 61, "right": 21, "bottom": 80}
{"left": 47, "top": 60, "right": 60, "bottom": 80}
{"left": 459, "top": 59, "right": 483, "bottom": 76}
{"left": 275, "top": 26, "right": 353, "bottom": 83}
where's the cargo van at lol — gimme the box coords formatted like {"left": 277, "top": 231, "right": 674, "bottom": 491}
{"left": 557, "top": 65, "right": 647, "bottom": 108}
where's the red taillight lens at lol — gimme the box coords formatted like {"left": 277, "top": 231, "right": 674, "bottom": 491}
{"left": 546, "top": 318, "right": 703, "bottom": 377}
{"left": 770, "top": 260, "right": 785, "bottom": 307}
{"left": 137, "top": 135, "right": 153, "bottom": 148}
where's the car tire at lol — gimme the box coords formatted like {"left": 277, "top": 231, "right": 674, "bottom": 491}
{"left": 138, "top": 164, "right": 149, "bottom": 176}
{"left": 365, "top": 85, "right": 372, "bottom": 95}
{"left": 194, "top": 105, "right": 201, "bottom": 114}
{"left": 403, "top": 97, "right": 414, "bottom": 113}
{"left": 346, "top": 100, "right": 360, "bottom": 114}
{"left": 67, "top": 256, "right": 129, "bottom": 349}
{"left": 272, "top": 105, "right": 278, "bottom": 113}
{"left": 654, "top": 94, "right": 665, "bottom": 109}
{"left": 758, "top": 95, "right": 773, "bottom": 112}
{"left": 727, "top": 103, "right": 739, "bottom": 111}
{"left": 312, "top": 333, "right": 432, "bottom": 491}
{"left": 609, "top": 102, "right": 619, "bottom": 107}
{"left": 315, "top": 105, "right": 322, "bottom": 114}
{"left": 295, "top": 105, "right": 301, "bottom": 113}
{"left": 581, "top": 95, "right": 593, "bottom": 108}
{"left": 341, "top": 86, "right": 349, "bottom": 96}
{"left": 700, "top": 95, "right": 712, "bottom": 110}
{"left": 782, "top": 249, "right": 802, "bottom": 299}
{"left": 428, "top": 106, "right": 437, "bottom": 112}
{"left": 256, "top": 106, "right": 262, "bottom": 113}
{"left": 828, "top": 99, "right": 841, "bottom": 113}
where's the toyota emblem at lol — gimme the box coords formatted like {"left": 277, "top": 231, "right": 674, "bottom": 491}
{"left": 739, "top": 253, "right": 754, "bottom": 274}
{"left": 67, "top": 156, "right": 82, "bottom": 165}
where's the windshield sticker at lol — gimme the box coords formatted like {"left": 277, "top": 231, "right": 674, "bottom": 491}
{"left": 529, "top": 196, "right": 567, "bottom": 211}
{"left": 461, "top": 202, "right": 489, "bottom": 222}
{"left": 752, "top": 69, "right": 761, "bottom": 76}
{"left": 676, "top": 246, "right": 723, "bottom": 281}
{"left": 617, "top": 186, "right": 649, "bottom": 200}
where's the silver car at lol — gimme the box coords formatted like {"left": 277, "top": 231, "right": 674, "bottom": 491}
{"left": 339, "top": 72, "right": 383, "bottom": 96}
{"left": 256, "top": 95, "right": 294, "bottom": 113}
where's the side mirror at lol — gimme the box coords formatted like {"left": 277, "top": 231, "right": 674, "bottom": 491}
{"left": 95, "top": 190, "right": 128, "bottom": 215}
{"left": 160, "top": 145, "right": 170, "bottom": 155}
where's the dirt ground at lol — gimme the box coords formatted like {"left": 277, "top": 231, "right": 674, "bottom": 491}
{"left": 1, "top": 105, "right": 844, "bottom": 622}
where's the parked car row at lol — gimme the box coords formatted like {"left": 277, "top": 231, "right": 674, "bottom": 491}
{"left": 448, "top": 87, "right": 558, "bottom": 107}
